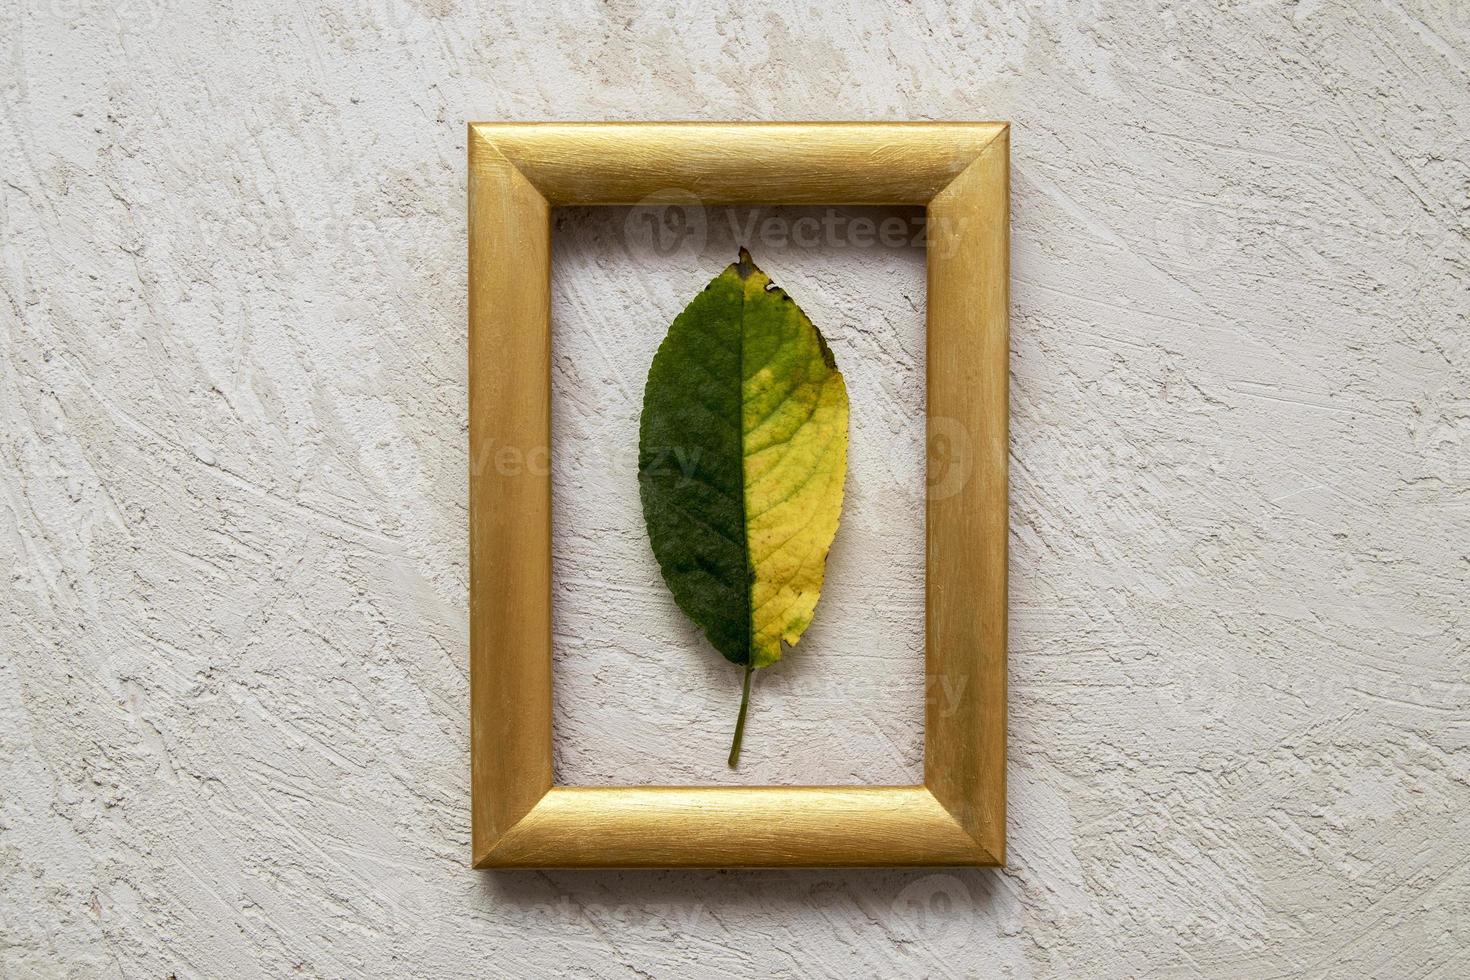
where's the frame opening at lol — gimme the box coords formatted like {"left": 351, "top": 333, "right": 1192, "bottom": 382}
{"left": 549, "top": 204, "right": 928, "bottom": 788}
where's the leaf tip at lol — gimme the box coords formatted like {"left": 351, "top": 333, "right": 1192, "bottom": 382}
{"left": 735, "top": 246, "right": 756, "bottom": 279}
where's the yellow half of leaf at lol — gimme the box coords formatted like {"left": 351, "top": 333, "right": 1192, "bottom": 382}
{"left": 738, "top": 259, "right": 850, "bottom": 668}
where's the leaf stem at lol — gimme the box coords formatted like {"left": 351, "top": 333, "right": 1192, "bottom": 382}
{"left": 727, "top": 662, "right": 754, "bottom": 768}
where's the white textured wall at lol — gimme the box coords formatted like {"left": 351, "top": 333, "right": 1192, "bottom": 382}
{"left": 3, "top": 1, "right": 1468, "bottom": 977}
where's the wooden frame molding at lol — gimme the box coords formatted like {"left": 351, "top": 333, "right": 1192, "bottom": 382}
{"left": 469, "top": 122, "right": 1009, "bottom": 869}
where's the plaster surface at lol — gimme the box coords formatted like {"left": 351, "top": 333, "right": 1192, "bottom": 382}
{"left": 3, "top": 1, "right": 1468, "bottom": 977}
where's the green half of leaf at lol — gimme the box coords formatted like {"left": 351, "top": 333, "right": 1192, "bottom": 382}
{"left": 638, "top": 248, "right": 850, "bottom": 766}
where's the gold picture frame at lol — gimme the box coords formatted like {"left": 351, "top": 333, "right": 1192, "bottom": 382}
{"left": 469, "top": 122, "right": 1008, "bottom": 868}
